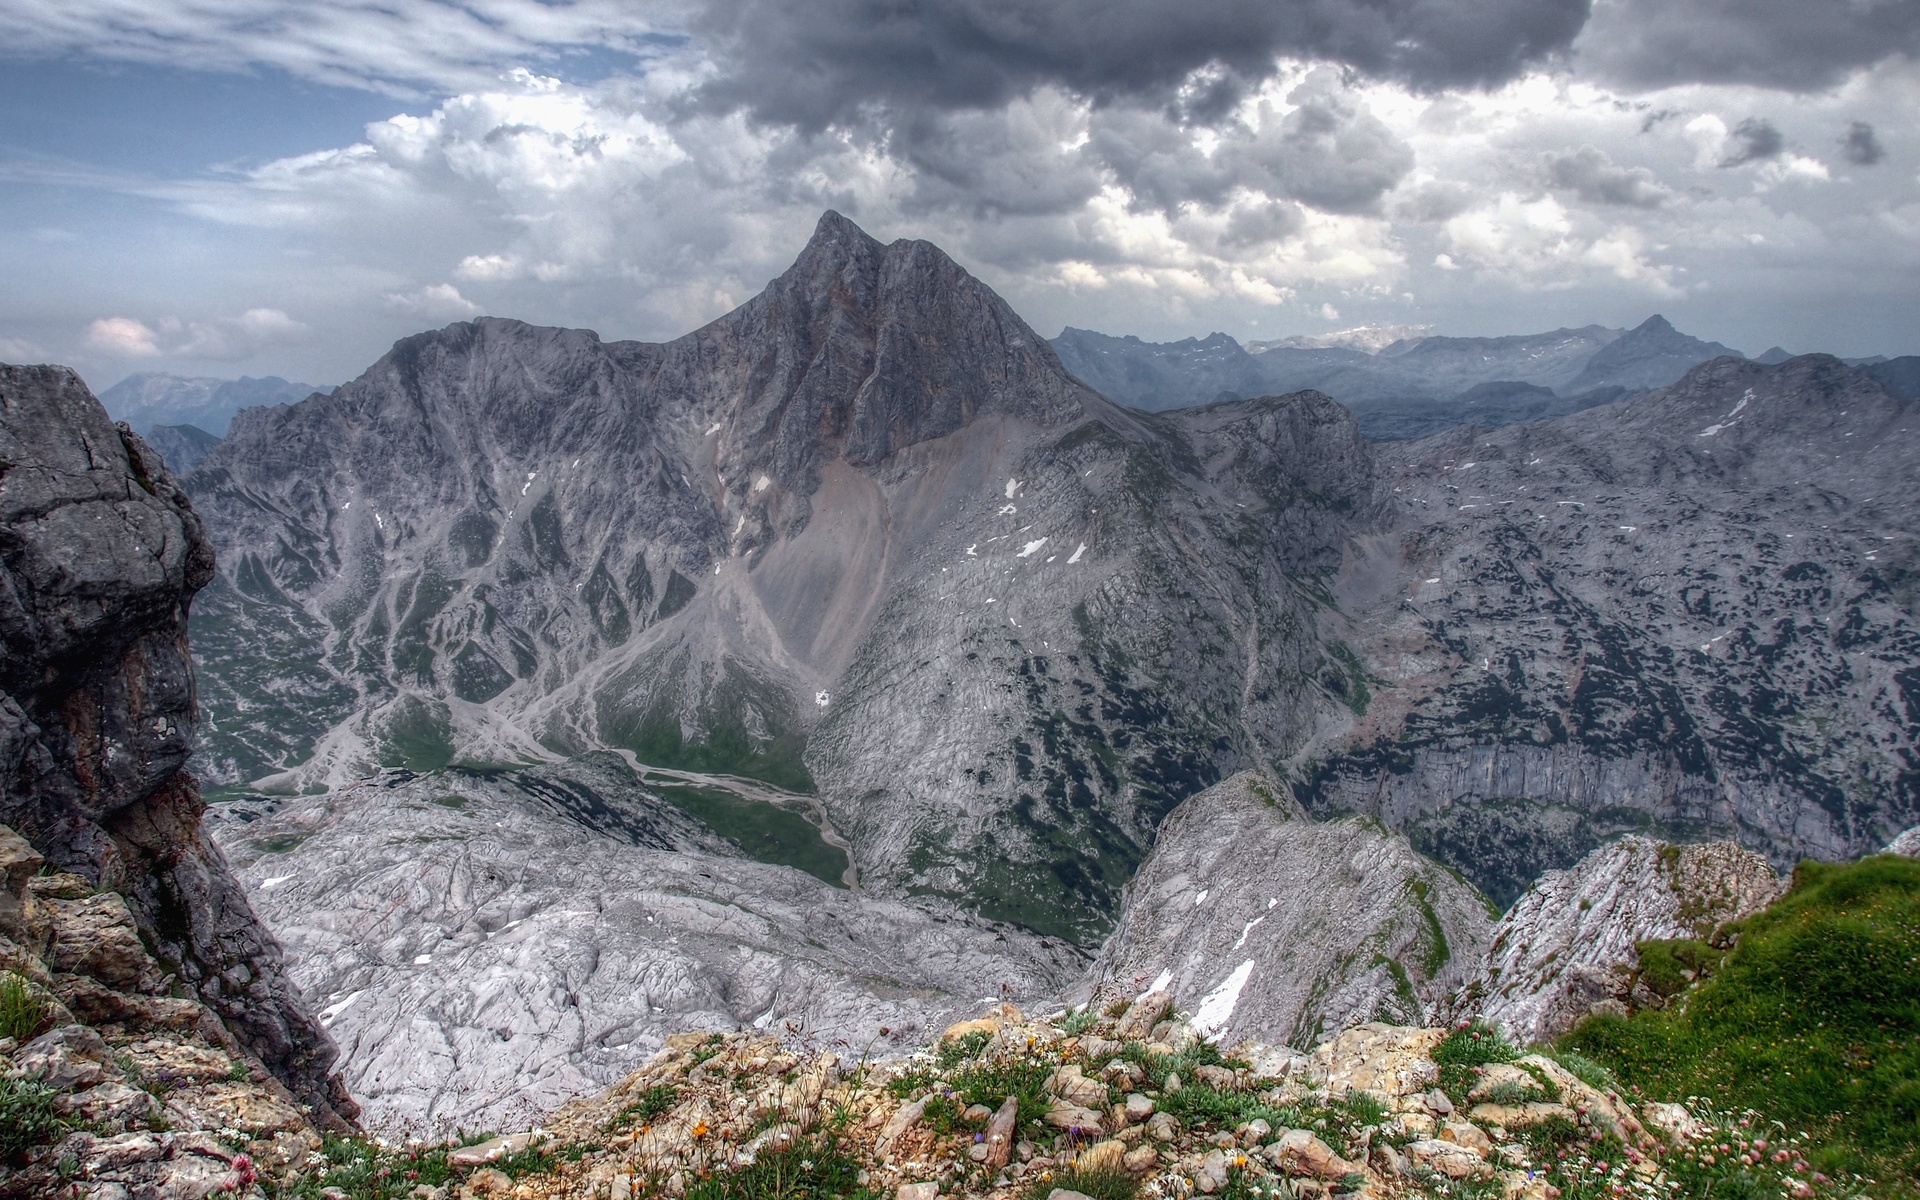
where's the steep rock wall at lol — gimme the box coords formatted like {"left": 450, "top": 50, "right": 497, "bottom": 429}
{"left": 0, "top": 364, "right": 354, "bottom": 1126}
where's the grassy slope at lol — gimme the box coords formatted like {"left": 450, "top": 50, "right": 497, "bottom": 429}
{"left": 1562, "top": 853, "right": 1920, "bottom": 1196}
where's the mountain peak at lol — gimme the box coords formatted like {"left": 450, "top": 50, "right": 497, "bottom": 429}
{"left": 1633, "top": 314, "right": 1677, "bottom": 335}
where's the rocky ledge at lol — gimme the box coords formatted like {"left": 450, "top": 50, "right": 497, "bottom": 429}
{"left": 0, "top": 823, "right": 326, "bottom": 1199}
{"left": 281, "top": 996, "right": 1845, "bottom": 1200}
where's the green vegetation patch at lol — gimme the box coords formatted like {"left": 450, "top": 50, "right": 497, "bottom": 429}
{"left": 653, "top": 782, "right": 847, "bottom": 888}
{"left": 1562, "top": 853, "right": 1920, "bottom": 1195}
{"left": 379, "top": 695, "right": 456, "bottom": 773}
{"left": 0, "top": 1073, "right": 68, "bottom": 1161}
{"left": 0, "top": 971, "right": 48, "bottom": 1042}
{"left": 682, "top": 1116, "right": 876, "bottom": 1200}
{"left": 1432, "top": 1018, "right": 1520, "bottom": 1106}
{"left": 1019, "top": 1164, "right": 1138, "bottom": 1200}
{"left": 1634, "top": 936, "right": 1725, "bottom": 998}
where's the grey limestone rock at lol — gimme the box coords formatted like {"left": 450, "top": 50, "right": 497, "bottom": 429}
{"left": 1084, "top": 771, "right": 1495, "bottom": 1050}
{"left": 1451, "top": 835, "right": 1782, "bottom": 1043}
{"left": 181, "top": 211, "right": 1382, "bottom": 945}
{"left": 0, "top": 364, "right": 352, "bottom": 1126}
{"left": 207, "top": 758, "right": 1082, "bottom": 1135}
{"left": 1300, "top": 352, "right": 1920, "bottom": 902}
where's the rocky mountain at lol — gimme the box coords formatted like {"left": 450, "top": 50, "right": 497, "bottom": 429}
{"left": 0, "top": 366, "right": 352, "bottom": 1126}
{"left": 1083, "top": 771, "right": 1495, "bottom": 1050}
{"left": 1300, "top": 352, "right": 1920, "bottom": 903}
{"left": 1864, "top": 355, "right": 1920, "bottom": 401}
{"left": 1450, "top": 836, "right": 1782, "bottom": 1043}
{"left": 1562, "top": 315, "right": 1742, "bottom": 394}
{"left": 206, "top": 756, "right": 1082, "bottom": 1134}
{"left": 97, "top": 372, "right": 326, "bottom": 436}
{"left": 143, "top": 422, "right": 223, "bottom": 472}
{"left": 1051, "top": 324, "right": 1627, "bottom": 416}
{"left": 181, "top": 211, "right": 1383, "bottom": 945}
{"left": 1050, "top": 328, "right": 1268, "bottom": 411}
{"left": 1343, "top": 381, "right": 1625, "bottom": 443}
{"left": 173, "top": 216, "right": 1917, "bottom": 945}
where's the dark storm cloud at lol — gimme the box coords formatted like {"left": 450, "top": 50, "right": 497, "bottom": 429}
{"left": 1719, "top": 118, "right": 1784, "bottom": 167}
{"left": 690, "top": 0, "right": 1593, "bottom": 129}
{"left": 1082, "top": 74, "right": 1415, "bottom": 218}
{"left": 1841, "top": 121, "right": 1886, "bottom": 166}
{"left": 1578, "top": 0, "right": 1920, "bottom": 92}
{"left": 1543, "top": 145, "right": 1668, "bottom": 206}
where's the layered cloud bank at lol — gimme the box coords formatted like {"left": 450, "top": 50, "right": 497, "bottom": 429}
{"left": 0, "top": 0, "right": 1915, "bottom": 381}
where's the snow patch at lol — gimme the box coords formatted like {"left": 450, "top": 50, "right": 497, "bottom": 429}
{"left": 1016, "top": 538, "right": 1047, "bottom": 558}
{"left": 318, "top": 991, "right": 364, "bottom": 1026}
{"left": 1005, "top": 479, "right": 1023, "bottom": 498}
{"left": 705, "top": 422, "right": 722, "bottom": 436}
{"left": 1700, "top": 388, "right": 1754, "bottom": 437}
{"left": 753, "top": 475, "right": 771, "bottom": 493}
{"left": 1067, "top": 542, "right": 1087, "bottom": 564}
{"left": 1140, "top": 969, "right": 1174, "bottom": 999}
{"left": 1232, "top": 915, "right": 1266, "bottom": 949}
{"left": 413, "top": 954, "right": 432, "bottom": 965}
{"left": 1194, "top": 889, "right": 1209, "bottom": 906}
{"left": 1192, "top": 960, "right": 1256, "bottom": 1038}
{"left": 815, "top": 691, "right": 830, "bottom": 708}
{"left": 998, "top": 504, "right": 1017, "bottom": 515}
{"left": 260, "top": 874, "right": 296, "bottom": 890}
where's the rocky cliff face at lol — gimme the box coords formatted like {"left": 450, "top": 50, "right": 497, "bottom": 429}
{"left": 1451, "top": 836, "right": 1782, "bottom": 1044}
{"left": 183, "top": 212, "right": 1384, "bottom": 944}
{"left": 1085, "top": 771, "right": 1495, "bottom": 1050}
{"left": 0, "top": 364, "right": 352, "bottom": 1125}
{"left": 1301, "top": 353, "right": 1920, "bottom": 902}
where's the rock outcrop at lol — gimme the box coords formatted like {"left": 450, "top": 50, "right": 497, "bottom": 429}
{"left": 298, "top": 1001, "right": 1814, "bottom": 1200}
{"left": 0, "top": 364, "right": 352, "bottom": 1125}
{"left": 1, "top": 822, "right": 327, "bottom": 1198}
{"left": 1085, "top": 772, "right": 1496, "bottom": 1049}
{"left": 1452, "top": 836, "right": 1783, "bottom": 1043}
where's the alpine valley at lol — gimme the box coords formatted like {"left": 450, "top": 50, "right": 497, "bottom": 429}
{"left": 4, "top": 211, "right": 1918, "bottom": 1170}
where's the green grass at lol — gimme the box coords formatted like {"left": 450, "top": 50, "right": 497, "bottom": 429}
{"left": 1059, "top": 1006, "right": 1099, "bottom": 1036}
{"left": 1431, "top": 1019, "right": 1520, "bottom": 1105}
{"left": 1019, "top": 1164, "right": 1138, "bottom": 1200}
{"left": 946, "top": 1057, "right": 1054, "bottom": 1122}
{"left": 0, "top": 971, "right": 47, "bottom": 1042}
{"left": 1561, "top": 853, "right": 1920, "bottom": 1196}
{"left": 272, "top": 1133, "right": 566, "bottom": 1200}
{"left": 0, "top": 1073, "right": 69, "bottom": 1162}
{"left": 681, "top": 1117, "right": 876, "bottom": 1200}
{"left": 603, "top": 1085, "right": 681, "bottom": 1133}
{"left": 653, "top": 783, "right": 848, "bottom": 887}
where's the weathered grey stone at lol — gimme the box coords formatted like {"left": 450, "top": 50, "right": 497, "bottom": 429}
{"left": 1087, "top": 772, "right": 1494, "bottom": 1048}
{"left": 209, "top": 763, "right": 1078, "bottom": 1136}
{"left": 1453, "top": 836, "right": 1781, "bottom": 1042}
{"left": 0, "top": 366, "right": 351, "bottom": 1126}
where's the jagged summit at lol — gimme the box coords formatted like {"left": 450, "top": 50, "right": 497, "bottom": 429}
{"left": 1564, "top": 313, "right": 1744, "bottom": 393}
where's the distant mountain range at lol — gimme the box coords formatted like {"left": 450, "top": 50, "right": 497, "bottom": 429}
{"left": 98, "top": 372, "right": 329, "bottom": 437}
{"left": 1053, "top": 316, "right": 1917, "bottom": 441}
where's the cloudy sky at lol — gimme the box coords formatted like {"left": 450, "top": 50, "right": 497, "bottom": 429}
{"left": 1, "top": 0, "right": 1916, "bottom": 390}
